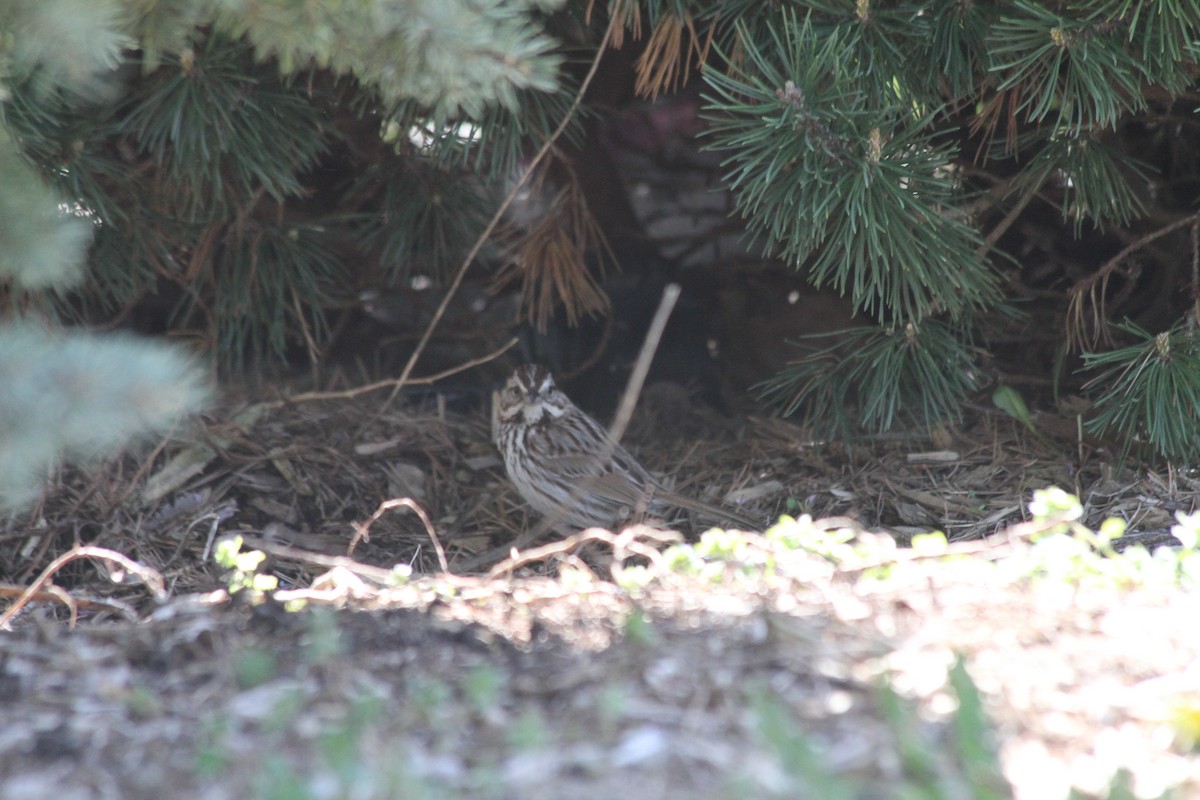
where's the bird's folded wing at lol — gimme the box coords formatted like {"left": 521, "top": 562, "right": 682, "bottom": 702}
{"left": 580, "top": 471, "right": 656, "bottom": 507}
{"left": 542, "top": 445, "right": 656, "bottom": 485}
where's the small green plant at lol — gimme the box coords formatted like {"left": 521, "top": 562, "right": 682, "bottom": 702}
{"left": 765, "top": 514, "right": 861, "bottom": 561}
{"left": 784, "top": 496, "right": 811, "bottom": 516}
{"left": 407, "top": 675, "right": 456, "bottom": 728}
{"left": 746, "top": 656, "right": 1009, "bottom": 799}
{"left": 242, "top": 685, "right": 437, "bottom": 800}
{"left": 1173, "top": 509, "right": 1200, "bottom": 551}
{"left": 504, "top": 709, "right": 552, "bottom": 751}
{"left": 253, "top": 755, "right": 310, "bottom": 800}
{"left": 213, "top": 535, "right": 279, "bottom": 597}
{"left": 1170, "top": 695, "right": 1200, "bottom": 753}
{"left": 747, "top": 684, "right": 854, "bottom": 800}
{"left": 621, "top": 488, "right": 1199, "bottom": 601}
{"left": 463, "top": 664, "right": 504, "bottom": 716}
{"left": 319, "top": 696, "right": 385, "bottom": 784}
{"left": 122, "top": 683, "right": 162, "bottom": 719}
{"left": 1018, "top": 488, "right": 1200, "bottom": 590}
{"left": 613, "top": 563, "right": 655, "bottom": 591}
{"left": 659, "top": 527, "right": 770, "bottom": 583}
{"left": 945, "top": 657, "right": 1009, "bottom": 799}
{"left": 594, "top": 683, "right": 629, "bottom": 738}
{"left": 194, "top": 714, "right": 231, "bottom": 777}
{"left": 622, "top": 606, "right": 657, "bottom": 647}
{"left": 301, "top": 606, "right": 346, "bottom": 665}
{"left": 233, "top": 647, "right": 279, "bottom": 690}
{"left": 993, "top": 384, "right": 1039, "bottom": 435}
{"left": 749, "top": 655, "right": 1168, "bottom": 800}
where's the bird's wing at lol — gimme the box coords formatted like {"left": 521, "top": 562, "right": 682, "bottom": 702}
{"left": 537, "top": 439, "right": 655, "bottom": 483}
{"left": 538, "top": 442, "right": 659, "bottom": 506}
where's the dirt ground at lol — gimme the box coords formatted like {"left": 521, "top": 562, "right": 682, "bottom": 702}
{"left": 1, "top": 389, "right": 1198, "bottom": 799}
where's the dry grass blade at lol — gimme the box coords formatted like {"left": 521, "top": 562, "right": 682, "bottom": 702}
{"left": 634, "top": 13, "right": 713, "bottom": 99}
{"left": 595, "top": 0, "right": 641, "bottom": 50}
{"left": 969, "top": 86, "right": 1023, "bottom": 161}
{"left": 608, "top": 283, "right": 680, "bottom": 444}
{"left": 491, "top": 176, "right": 611, "bottom": 331}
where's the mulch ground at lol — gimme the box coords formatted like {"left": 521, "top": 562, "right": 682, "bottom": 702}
{"left": 1, "top": 387, "right": 1198, "bottom": 799}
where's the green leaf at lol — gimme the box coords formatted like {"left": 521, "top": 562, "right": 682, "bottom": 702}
{"left": 214, "top": 536, "right": 245, "bottom": 569}
{"left": 992, "top": 385, "right": 1036, "bottom": 433}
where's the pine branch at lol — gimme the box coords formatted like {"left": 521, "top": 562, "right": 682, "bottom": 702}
{"left": 0, "top": 0, "right": 129, "bottom": 100}
{"left": 703, "top": 14, "right": 999, "bottom": 323}
{"left": 1010, "top": 131, "right": 1151, "bottom": 232}
{"left": 988, "top": 4, "right": 1149, "bottom": 134}
{"left": 0, "top": 324, "right": 208, "bottom": 511}
{"left": 214, "top": 0, "right": 566, "bottom": 117}
{"left": 1082, "top": 322, "right": 1200, "bottom": 464}
{"left": 758, "top": 320, "right": 981, "bottom": 436}
{"left": 121, "top": 36, "right": 330, "bottom": 219}
{"left": 0, "top": 128, "right": 92, "bottom": 291}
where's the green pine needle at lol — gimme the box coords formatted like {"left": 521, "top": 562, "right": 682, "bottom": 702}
{"left": 1082, "top": 322, "right": 1200, "bottom": 464}
{"left": 758, "top": 320, "right": 982, "bottom": 436}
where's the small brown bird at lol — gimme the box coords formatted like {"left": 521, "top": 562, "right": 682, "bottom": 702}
{"left": 493, "top": 364, "right": 758, "bottom": 532}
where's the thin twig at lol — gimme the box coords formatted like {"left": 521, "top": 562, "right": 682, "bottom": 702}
{"left": 239, "top": 537, "right": 407, "bottom": 584}
{"left": 1191, "top": 219, "right": 1199, "bottom": 315}
{"left": 376, "top": 15, "right": 621, "bottom": 415}
{"left": 1074, "top": 213, "right": 1200, "bottom": 297}
{"left": 276, "top": 336, "right": 518, "bottom": 407}
{"left": 607, "top": 282, "right": 681, "bottom": 445}
{"left": 349, "top": 497, "right": 448, "bottom": 573}
{"left": 0, "top": 585, "right": 138, "bottom": 621}
{"left": 1066, "top": 213, "right": 1200, "bottom": 346}
{"left": 979, "top": 182, "right": 1037, "bottom": 253}
{"left": 487, "top": 525, "right": 682, "bottom": 579}
{"left": 0, "top": 546, "right": 166, "bottom": 630}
